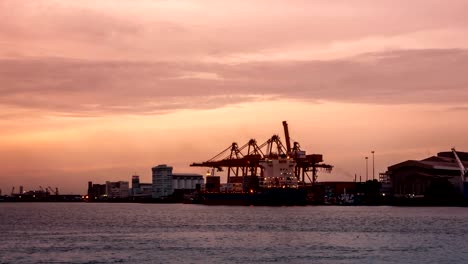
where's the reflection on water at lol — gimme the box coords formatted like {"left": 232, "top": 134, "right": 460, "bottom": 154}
{"left": 0, "top": 204, "right": 467, "bottom": 263}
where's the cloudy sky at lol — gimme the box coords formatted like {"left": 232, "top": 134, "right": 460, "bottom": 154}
{"left": 1, "top": 0, "right": 468, "bottom": 194}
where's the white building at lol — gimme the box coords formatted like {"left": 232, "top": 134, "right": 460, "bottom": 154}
{"left": 105, "top": 181, "right": 130, "bottom": 199}
{"left": 152, "top": 165, "right": 204, "bottom": 198}
{"left": 152, "top": 165, "right": 174, "bottom": 198}
{"left": 172, "top": 173, "right": 204, "bottom": 190}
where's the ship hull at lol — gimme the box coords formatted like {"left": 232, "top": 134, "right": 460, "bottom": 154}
{"left": 201, "top": 193, "right": 255, "bottom": 205}
{"left": 200, "top": 188, "right": 307, "bottom": 206}
{"left": 464, "top": 182, "right": 468, "bottom": 200}
{"left": 255, "top": 188, "right": 307, "bottom": 206}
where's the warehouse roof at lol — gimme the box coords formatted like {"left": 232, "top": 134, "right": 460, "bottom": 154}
{"left": 388, "top": 150, "right": 468, "bottom": 172}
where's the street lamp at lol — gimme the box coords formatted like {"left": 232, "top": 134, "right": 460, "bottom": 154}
{"left": 365, "top": 156, "right": 369, "bottom": 182}
{"left": 371, "top": 151, "right": 375, "bottom": 181}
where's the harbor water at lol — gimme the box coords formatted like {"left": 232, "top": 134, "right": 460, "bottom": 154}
{"left": 0, "top": 203, "right": 467, "bottom": 264}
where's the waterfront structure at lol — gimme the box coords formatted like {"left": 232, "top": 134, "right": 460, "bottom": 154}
{"left": 139, "top": 183, "right": 153, "bottom": 195}
{"left": 131, "top": 175, "right": 140, "bottom": 195}
{"left": 318, "top": 181, "right": 359, "bottom": 204}
{"left": 191, "top": 121, "right": 333, "bottom": 190}
{"left": 379, "top": 172, "right": 392, "bottom": 195}
{"left": 259, "top": 158, "right": 298, "bottom": 188}
{"left": 386, "top": 150, "right": 468, "bottom": 199}
{"left": 131, "top": 175, "right": 153, "bottom": 197}
{"left": 105, "top": 181, "right": 130, "bottom": 199}
{"left": 205, "top": 176, "right": 221, "bottom": 192}
{"left": 87, "top": 182, "right": 107, "bottom": 200}
{"left": 189, "top": 121, "right": 333, "bottom": 205}
{"left": 197, "top": 157, "right": 309, "bottom": 206}
{"left": 152, "top": 165, "right": 203, "bottom": 198}
{"left": 152, "top": 165, "right": 174, "bottom": 198}
{"left": 172, "top": 173, "right": 204, "bottom": 190}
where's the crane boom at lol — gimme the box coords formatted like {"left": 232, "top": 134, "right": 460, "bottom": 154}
{"left": 451, "top": 148, "right": 467, "bottom": 181}
{"left": 282, "top": 121, "right": 291, "bottom": 153}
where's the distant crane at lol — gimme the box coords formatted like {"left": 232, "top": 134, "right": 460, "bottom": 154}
{"left": 282, "top": 121, "right": 292, "bottom": 153}
{"left": 451, "top": 148, "right": 468, "bottom": 199}
{"left": 47, "top": 186, "right": 59, "bottom": 195}
{"left": 191, "top": 121, "right": 333, "bottom": 185}
{"left": 451, "top": 148, "right": 468, "bottom": 182}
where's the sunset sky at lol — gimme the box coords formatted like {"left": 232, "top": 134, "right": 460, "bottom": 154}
{"left": 1, "top": 0, "right": 468, "bottom": 194}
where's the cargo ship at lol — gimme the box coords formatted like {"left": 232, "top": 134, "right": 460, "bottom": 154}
{"left": 195, "top": 157, "right": 308, "bottom": 206}
{"left": 189, "top": 121, "right": 333, "bottom": 205}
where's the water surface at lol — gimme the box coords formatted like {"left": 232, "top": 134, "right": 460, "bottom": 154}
{"left": 0, "top": 204, "right": 467, "bottom": 263}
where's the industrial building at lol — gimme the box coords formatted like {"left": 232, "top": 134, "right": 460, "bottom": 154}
{"left": 386, "top": 149, "right": 468, "bottom": 200}
{"left": 173, "top": 173, "right": 204, "bottom": 190}
{"left": 152, "top": 164, "right": 204, "bottom": 199}
{"left": 131, "top": 175, "right": 152, "bottom": 198}
{"left": 87, "top": 181, "right": 130, "bottom": 200}
{"left": 152, "top": 165, "right": 174, "bottom": 198}
{"left": 106, "top": 181, "right": 130, "bottom": 199}
{"left": 85, "top": 167, "right": 203, "bottom": 201}
{"left": 87, "top": 182, "right": 107, "bottom": 200}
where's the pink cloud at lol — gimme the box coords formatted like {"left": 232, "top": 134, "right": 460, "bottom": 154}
{"left": 1, "top": 49, "right": 468, "bottom": 118}
{"left": 2, "top": 0, "right": 468, "bottom": 61}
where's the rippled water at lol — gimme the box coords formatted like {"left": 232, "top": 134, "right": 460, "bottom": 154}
{"left": 0, "top": 203, "right": 467, "bottom": 264}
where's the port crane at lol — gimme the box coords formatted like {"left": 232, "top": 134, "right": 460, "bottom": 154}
{"left": 47, "top": 186, "right": 59, "bottom": 195}
{"left": 191, "top": 121, "right": 333, "bottom": 186}
{"left": 451, "top": 148, "right": 468, "bottom": 182}
{"left": 451, "top": 148, "right": 468, "bottom": 199}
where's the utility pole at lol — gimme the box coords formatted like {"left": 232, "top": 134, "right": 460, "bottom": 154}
{"left": 365, "top": 156, "right": 369, "bottom": 182}
{"left": 371, "top": 151, "right": 375, "bottom": 181}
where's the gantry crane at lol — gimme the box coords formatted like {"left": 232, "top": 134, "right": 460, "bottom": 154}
{"left": 191, "top": 121, "right": 333, "bottom": 187}
{"left": 46, "top": 186, "right": 59, "bottom": 195}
